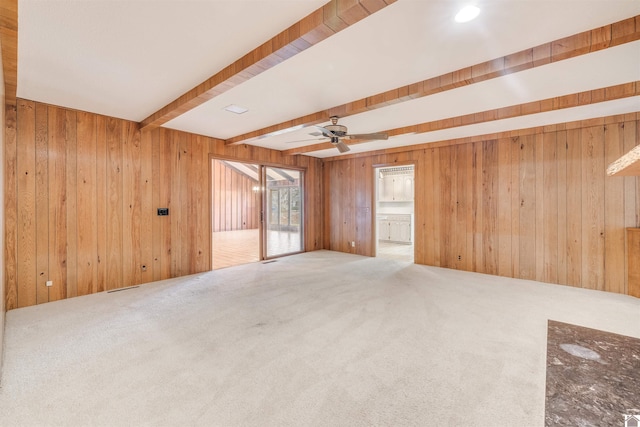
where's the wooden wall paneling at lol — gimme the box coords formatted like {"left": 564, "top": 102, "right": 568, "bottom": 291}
{"left": 212, "top": 159, "right": 220, "bottom": 232}
{"left": 330, "top": 161, "right": 343, "bottom": 252}
{"left": 459, "top": 144, "right": 472, "bottom": 271}
{"left": 439, "top": 147, "right": 453, "bottom": 268}
{"left": 604, "top": 122, "right": 626, "bottom": 294}
{"left": 186, "top": 135, "right": 196, "bottom": 273}
{"left": 496, "top": 138, "right": 513, "bottom": 277}
{"left": 518, "top": 134, "right": 536, "bottom": 280}
{"left": 122, "top": 121, "right": 139, "bottom": 287}
{"left": 312, "top": 158, "right": 325, "bottom": 251}
{"left": 47, "top": 106, "right": 67, "bottom": 301}
{"left": 347, "top": 159, "right": 356, "bottom": 253}
{"left": 34, "top": 102, "right": 49, "bottom": 304}
{"left": 149, "top": 129, "right": 162, "bottom": 282}
{"left": 224, "top": 164, "right": 232, "bottom": 231}
{"left": 414, "top": 149, "right": 429, "bottom": 265}
{"left": 188, "top": 135, "right": 205, "bottom": 273}
{"left": 198, "top": 136, "right": 211, "bottom": 272}
{"left": 482, "top": 140, "right": 498, "bottom": 275}
{"left": 542, "top": 132, "right": 559, "bottom": 284}
{"left": 5, "top": 104, "right": 17, "bottom": 309}
{"left": 230, "top": 166, "right": 237, "bottom": 230}
{"left": 169, "top": 132, "right": 182, "bottom": 276}
{"left": 139, "top": 126, "right": 154, "bottom": 283}
{"left": 159, "top": 129, "right": 172, "bottom": 280}
{"left": 555, "top": 129, "right": 568, "bottom": 285}
{"left": 317, "top": 115, "right": 637, "bottom": 296}
{"left": 95, "top": 115, "right": 107, "bottom": 292}
{"left": 355, "top": 156, "right": 373, "bottom": 256}
{"left": 623, "top": 120, "right": 639, "bottom": 294}
{"left": 76, "top": 111, "right": 98, "bottom": 296}
{"left": 172, "top": 131, "right": 187, "bottom": 276}
{"left": 581, "top": 125, "right": 605, "bottom": 290}
{"left": 16, "top": 99, "right": 36, "bottom": 307}
{"left": 565, "top": 128, "right": 582, "bottom": 287}
{"left": 472, "top": 142, "right": 483, "bottom": 272}
{"left": 534, "top": 133, "right": 545, "bottom": 282}
{"left": 510, "top": 137, "right": 521, "bottom": 278}
{"left": 65, "top": 109, "right": 78, "bottom": 298}
{"left": 7, "top": 101, "right": 329, "bottom": 309}
{"left": 180, "top": 133, "right": 192, "bottom": 274}
{"left": 432, "top": 148, "right": 441, "bottom": 266}
{"left": 323, "top": 159, "right": 331, "bottom": 250}
{"left": 105, "top": 117, "right": 123, "bottom": 290}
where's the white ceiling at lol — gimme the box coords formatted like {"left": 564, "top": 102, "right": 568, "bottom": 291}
{"left": 17, "top": 0, "right": 640, "bottom": 158}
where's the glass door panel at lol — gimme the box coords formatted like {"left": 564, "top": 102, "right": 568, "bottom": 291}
{"left": 264, "top": 167, "right": 303, "bottom": 258}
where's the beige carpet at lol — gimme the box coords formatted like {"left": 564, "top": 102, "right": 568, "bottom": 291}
{"left": 1, "top": 250, "right": 639, "bottom": 426}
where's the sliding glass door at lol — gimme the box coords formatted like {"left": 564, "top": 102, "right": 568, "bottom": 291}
{"left": 211, "top": 160, "right": 304, "bottom": 268}
{"left": 263, "top": 167, "right": 303, "bottom": 258}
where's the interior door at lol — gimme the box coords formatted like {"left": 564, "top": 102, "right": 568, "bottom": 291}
{"left": 263, "top": 166, "right": 303, "bottom": 258}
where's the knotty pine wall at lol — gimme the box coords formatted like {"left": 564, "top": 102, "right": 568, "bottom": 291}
{"left": 5, "top": 99, "right": 324, "bottom": 310}
{"left": 324, "top": 114, "right": 640, "bottom": 295}
{"left": 212, "top": 160, "right": 260, "bottom": 232}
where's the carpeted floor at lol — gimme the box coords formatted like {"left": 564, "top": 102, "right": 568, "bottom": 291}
{"left": 0, "top": 250, "right": 639, "bottom": 426}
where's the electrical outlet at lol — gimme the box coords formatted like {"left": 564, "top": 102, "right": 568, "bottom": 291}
{"left": 46, "top": 280, "right": 53, "bottom": 287}
{"left": 351, "top": 241, "right": 355, "bottom": 247}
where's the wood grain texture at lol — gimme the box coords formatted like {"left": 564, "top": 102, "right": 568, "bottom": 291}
{"left": 324, "top": 115, "right": 640, "bottom": 296}
{"left": 211, "top": 159, "right": 261, "bottom": 232}
{"left": 7, "top": 100, "right": 324, "bottom": 309}
{"left": 16, "top": 99, "right": 36, "bottom": 307}
{"left": 76, "top": 111, "right": 97, "bottom": 296}
{"left": 0, "top": 0, "right": 17, "bottom": 105}
{"left": 141, "top": 0, "right": 394, "bottom": 130}
{"left": 34, "top": 103, "right": 49, "bottom": 304}
{"left": 628, "top": 228, "right": 640, "bottom": 298}
{"left": 65, "top": 109, "right": 78, "bottom": 299}
{"left": 231, "top": 18, "right": 640, "bottom": 146}
{"left": 4, "top": 104, "right": 17, "bottom": 308}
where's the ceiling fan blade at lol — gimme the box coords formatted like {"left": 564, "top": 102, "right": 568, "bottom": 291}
{"left": 309, "top": 131, "right": 323, "bottom": 137}
{"left": 316, "top": 126, "right": 336, "bottom": 138}
{"left": 346, "top": 132, "right": 388, "bottom": 140}
{"left": 283, "top": 137, "right": 324, "bottom": 144}
{"left": 335, "top": 141, "right": 351, "bottom": 153}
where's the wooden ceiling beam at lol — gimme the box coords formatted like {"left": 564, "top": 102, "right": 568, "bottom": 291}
{"left": 282, "top": 81, "right": 640, "bottom": 156}
{"left": 139, "top": 0, "right": 396, "bottom": 131}
{"left": 0, "top": 0, "right": 18, "bottom": 106}
{"left": 228, "top": 14, "right": 640, "bottom": 147}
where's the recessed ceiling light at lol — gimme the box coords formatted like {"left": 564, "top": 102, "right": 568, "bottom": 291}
{"left": 455, "top": 5, "right": 480, "bottom": 23}
{"left": 223, "top": 104, "right": 249, "bottom": 114}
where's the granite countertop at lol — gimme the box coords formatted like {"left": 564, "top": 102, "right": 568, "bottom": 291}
{"left": 545, "top": 320, "right": 640, "bottom": 426}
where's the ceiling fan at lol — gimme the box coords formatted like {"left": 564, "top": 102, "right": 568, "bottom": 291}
{"left": 287, "top": 116, "right": 388, "bottom": 153}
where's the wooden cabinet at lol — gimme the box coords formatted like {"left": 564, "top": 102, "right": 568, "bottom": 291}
{"left": 628, "top": 228, "right": 640, "bottom": 298}
{"left": 378, "top": 215, "right": 412, "bottom": 243}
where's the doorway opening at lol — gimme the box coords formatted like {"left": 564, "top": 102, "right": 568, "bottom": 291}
{"left": 375, "top": 165, "right": 415, "bottom": 262}
{"left": 211, "top": 160, "right": 261, "bottom": 269}
{"left": 211, "top": 159, "right": 304, "bottom": 269}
